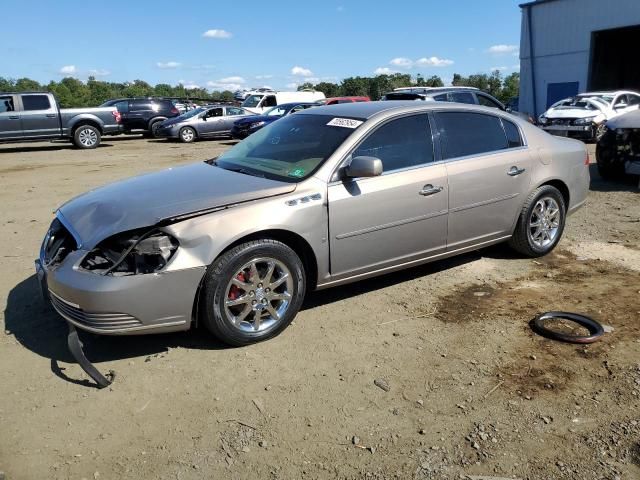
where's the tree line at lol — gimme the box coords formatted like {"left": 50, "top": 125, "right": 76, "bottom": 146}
{"left": 0, "top": 70, "right": 519, "bottom": 108}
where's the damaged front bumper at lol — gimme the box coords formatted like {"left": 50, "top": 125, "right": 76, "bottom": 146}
{"left": 541, "top": 124, "right": 593, "bottom": 139}
{"left": 37, "top": 249, "right": 206, "bottom": 335}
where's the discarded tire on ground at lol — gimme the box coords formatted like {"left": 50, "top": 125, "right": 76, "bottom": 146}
{"left": 530, "top": 311, "right": 604, "bottom": 344}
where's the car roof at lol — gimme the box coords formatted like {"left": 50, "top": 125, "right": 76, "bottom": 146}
{"left": 298, "top": 100, "right": 510, "bottom": 120}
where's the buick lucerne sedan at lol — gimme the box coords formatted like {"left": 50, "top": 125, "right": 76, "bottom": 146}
{"left": 37, "top": 102, "right": 590, "bottom": 346}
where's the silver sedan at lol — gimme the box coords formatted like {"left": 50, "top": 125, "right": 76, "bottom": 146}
{"left": 154, "top": 105, "right": 255, "bottom": 142}
{"left": 37, "top": 101, "right": 590, "bottom": 346}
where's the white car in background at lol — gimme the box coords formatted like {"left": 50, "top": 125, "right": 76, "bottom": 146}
{"left": 538, "top": 90, "right": 640, "bottom": 142}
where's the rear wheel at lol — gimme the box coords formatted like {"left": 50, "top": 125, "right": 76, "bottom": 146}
{"left": 149, "top": 120, "right": 163, "bottom": 138}
{"left": 73, "top": 125, "right": 101, "bottom": 149}
{"left": 509, "top": 185, "right": 566, "bottom": 257}
{"left": 200, "top": 239, "right": 306, "bottom": 346}
{"left": 179, "top": 126, "right": 196, "bottom": 143}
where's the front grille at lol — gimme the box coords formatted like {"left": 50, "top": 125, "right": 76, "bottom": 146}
{"left": 551, "top": 119, "right": 571, "bottom": 126}
{"left": 49, "top": 291, "right": 142, "bottom": 331}
{"left": 43, "top": 218, "right": 77, "bottom": 266}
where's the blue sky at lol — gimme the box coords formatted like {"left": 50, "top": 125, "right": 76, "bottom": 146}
{"left": 2, "top": 0, "right": 524, "bottom": 91}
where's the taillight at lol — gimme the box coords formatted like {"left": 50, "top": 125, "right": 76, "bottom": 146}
{"left": 584, "top": 151, "right": 590, "bottom": 165}
{"left": 112, "top": 110, "right": 121, "bottom": 123}
{"left": 171, "top": 107, "right": 179, "bottom": 115}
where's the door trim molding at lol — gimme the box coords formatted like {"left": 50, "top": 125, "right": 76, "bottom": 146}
{"left": 450, "top": 192, "right": 519, "bottom": 213}
{"left": 335, "top": 209, "right": 448, "bottom": 240}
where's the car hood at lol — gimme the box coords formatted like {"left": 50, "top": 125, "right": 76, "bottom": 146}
{"left": 606, "top": 109, "right": 640, "bottom": 129}
{"left": 543, "top": 107, "right": 604, "bottom": 119}
{"left": 58, "top": 162, "right": 296, "bottom": 249}
{"left": 235, "top": 115, "right": 279, "bottom": 126}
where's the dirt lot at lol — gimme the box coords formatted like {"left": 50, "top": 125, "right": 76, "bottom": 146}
{"left": 0, "top": 136, "right": 639, "bottom": 480}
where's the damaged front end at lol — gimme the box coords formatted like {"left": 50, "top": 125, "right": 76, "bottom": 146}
{"left": 596, "top": 124, "right": 640, "bottom": 179}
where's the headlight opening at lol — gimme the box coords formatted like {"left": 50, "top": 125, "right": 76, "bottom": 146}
{"left": 81, "top": 229, "right": 179, "bottom": 275}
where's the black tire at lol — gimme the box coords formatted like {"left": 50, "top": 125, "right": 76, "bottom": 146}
{"left": 179, "top": 126, "right": 196, "bottom": 143}
{"left": 508, "top": 185, "right": 566, "bottom": 257}
{"left": 73, "top": 125, "right": 101, "bottom": 149}
{"left": 200, "top": 239, "right": 306, "bottom": 346}
{"left": 596, "top": 142, "right": 624, "bottom": 180}
{"left": 148, "top": 120, "right": 163, "bottom": 138}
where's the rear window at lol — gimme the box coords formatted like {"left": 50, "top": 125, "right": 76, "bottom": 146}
{"left": 447, "top": 92, "right": 476, "bottom": 104}
{"left": 435, "top": 112, "right": 508, "bottom": 159}
{"left": 22, "top": 95, "right": 51, "bottom": 111}
{"left": 502, "top": 119, "right": 523, "bottom": 148}
{"left": 130, "top": 101, "right": 151, "bottom": 112}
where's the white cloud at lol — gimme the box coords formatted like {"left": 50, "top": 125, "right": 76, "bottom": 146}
{"left": 191, "top": 64, "right": 215, "bottom": 70}
{"left": 59, "top": 65, "right": 76, "bottom": 75}
{"left": 291, "top": 66, "right": 313, "bottom": 77}
{"left": 415, "top": 56, "right": 454, "bottom": 67}
{"left": 487, "top": 44, "right": 519, "bottom": 55}
{"left": 218, "top": 76, "right": 246, "bottom": 84}
{"left": 374, "top": 67, "right": 395, "bottom": 75}
{"left": 389, "top": 57, "right": 413, "bottom": 69}
{"left": 286, "top": 82, "right": 299, "bottom": 90}
{"left": 184, "top": 83, "right": 200, "bottom": 89}
{"left": 157, "top": 61, "right": 181, "bottom": 69}
{"left": 88, "top": 69, "right": 110, "bottom": 77}
{"left": 255, "top": 74, "right": 273, "bottom": 79}
{"left": 202, "top": 29, "right": 232, "bottom": 39}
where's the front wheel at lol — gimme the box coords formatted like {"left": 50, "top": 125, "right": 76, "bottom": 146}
{"left": 200, "top": 239, "right": 306, "bottom": 346}
{"left": 73, "top": 125, "right": 101, "bottom": 149}
{"left": 179, "top": 126, "right": 196, "bottom": 143}
{"left": 508, "top": 185, "right": 566, "bottom": 257}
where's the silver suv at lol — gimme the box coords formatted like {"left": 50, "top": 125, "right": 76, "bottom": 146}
{"left": 37, "top": 101, "right": 589, "bottom": 346}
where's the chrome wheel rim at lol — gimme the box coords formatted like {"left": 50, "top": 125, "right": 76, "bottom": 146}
{"left": 529, "top": 197, "right": 561, "bottom": 248}
{"left": 78, "top": 128, "right": 97, "bottom": 146}
{"left": 181, "top": 128, "right": 194, "bottom": 141}
{"left": 224, "top": 257, "right": 293, "bottom": 333}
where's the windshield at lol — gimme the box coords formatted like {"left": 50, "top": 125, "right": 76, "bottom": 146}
{"left": 242, "top": 95, "right": 264, "bottom": 108}
{"left": 177, "top": 107, "right": 206, "bottom": 120}
{"left": 215, "top": 114, "right": 364, "bottom": 182}
{"left": 580, "top": 94, "right": 615, "bottom": 105}
{"left": 551, "top": 97, "right": 604, "bottom": 111}
{"left": 264, "top": 105, "right": 289, "bottom": 116}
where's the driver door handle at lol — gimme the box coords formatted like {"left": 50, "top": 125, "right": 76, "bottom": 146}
{"left": 419, "top": 184, "right": 443, "bottom": 196}
{"left": 507, "top": 166, "right": 526, "bottom": 176}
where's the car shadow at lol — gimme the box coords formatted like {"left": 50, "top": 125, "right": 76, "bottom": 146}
{"left": 588, "top": 164, "right": 639, "bottom": 192}
{"left": 0, "top": 143, "right": 113, "bottom": 154}
{"left": 4, "top": 274, "right": 227, "bottom": 387}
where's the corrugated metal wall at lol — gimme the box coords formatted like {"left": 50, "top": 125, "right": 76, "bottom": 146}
{"left": 519, "top": 0, "right": 640, "bottom": 117}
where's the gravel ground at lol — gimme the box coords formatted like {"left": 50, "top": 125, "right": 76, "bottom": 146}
{"left": 0, "top": 136, "right": 639, "bottom": 480}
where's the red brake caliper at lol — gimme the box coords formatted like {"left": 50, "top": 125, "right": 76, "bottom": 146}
{"left": 228, "top": 272, "right": 246, "bottom": 301}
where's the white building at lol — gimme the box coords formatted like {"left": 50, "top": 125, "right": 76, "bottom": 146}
{"left": 519, "top": 0, "right": 640, "bottom": 117}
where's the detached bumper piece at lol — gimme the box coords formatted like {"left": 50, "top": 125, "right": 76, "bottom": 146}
{"left": 67, "top": 322, "right": 114, "bottom": 389}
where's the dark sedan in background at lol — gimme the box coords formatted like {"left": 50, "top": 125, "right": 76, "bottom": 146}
{"left": 230, "top": 102, "right": 319, "bottom": 139}
{"left": 155, "top": 105, "right": 255, "bottom": 142}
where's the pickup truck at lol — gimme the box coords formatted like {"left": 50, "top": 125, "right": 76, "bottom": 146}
{"left": 0, "top": 92, "right": 122, "bottom": 149}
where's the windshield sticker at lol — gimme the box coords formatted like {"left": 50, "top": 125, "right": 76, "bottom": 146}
{"left": 288, "top": 168, "right": 306, "bottom": 178}
{"left": 327, "top": 118, "right": 363, "bottom": 129}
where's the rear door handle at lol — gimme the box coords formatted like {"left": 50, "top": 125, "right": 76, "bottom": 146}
{"left": 8, "top": 115, "right": 19, "bottom": 120}
{"left": 45, "top": 113, "right": 57, "bottom": 118}
{"left": 419, "top": 184, "right": 443, "bottom": 196}
{"left": 507, "top": 166, "right": 526, "bottom": 176}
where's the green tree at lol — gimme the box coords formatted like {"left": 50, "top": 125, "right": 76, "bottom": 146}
{"left": 14, "top": 78, "right": 42, "bottom": 92}
{"left": 424, "top": 75, "right": 444, "bottom": 87}
{"left": 500, "top": 72, "right": 520, "bottom": 102}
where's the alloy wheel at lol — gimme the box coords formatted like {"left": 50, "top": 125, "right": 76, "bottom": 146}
{"left": 78, "top": 128, "right": 98, "bottom": 147}
{"left": 528, "top": 197, "right": 561, "bottom": 248}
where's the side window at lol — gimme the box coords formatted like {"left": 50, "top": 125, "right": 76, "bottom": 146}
{"left": 206, "top": 108, "right": 223, "bottom": 117}
{"left": 447, "top": 92, "right": 476, "bottom": 104}
{"left": 130, "top": 101, "right": 149, "bottom": 112}
{"left": 226, "top": 107, "right": 243, "bottom": 116}
{"left": 477, "top": 94, "right": 502, "bottom": 109}
{"left": 22, "top": 95, "right": 51, "bottom": 111}
{"left": 289, "top": 105, "right": 306, "bottom": 113}
{"left": 433, "top": 94, "right": 448, "bottom": 102}
{"left": 0, "top": 96, "right": 15, "bottom": 113}
{"left": 114, "top": 100, "right": 129, "bottom": 113}
{"left": 435, "top": 112, "right": 508, "bottom": 159}
{"left": 614, "top": 95, "right": 628, "bottom": 106}
{"left": 352, "top": 114, "right": 434, "bottom": 172}
{"left": 502, "top": 119, "right": 524, "bottom": 148}
{"left": 628, "top": 94, "right": 640, "bottom": 106}
{"left": 263, "top": 96, "right": 277, "bottom": 107}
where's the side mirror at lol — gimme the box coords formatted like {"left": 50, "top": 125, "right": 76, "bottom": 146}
{"left": 344, "top": 156, "right": 383, "bottom": 178}
{"left": 505, "top": 106, "right": 513, "bottom": 113}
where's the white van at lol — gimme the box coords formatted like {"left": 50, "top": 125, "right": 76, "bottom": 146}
{"left": 241, "top": 90, "right": 326, "bottom": 114}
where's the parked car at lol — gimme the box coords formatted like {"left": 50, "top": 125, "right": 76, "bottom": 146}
{"left": 154, "top": 105, "right": 255, "bottom": 142}
{"left": 101, "top": 97, "right": 180, "bottom": 137}
{"left": 241, "top": 90, "right": 325, "bottom": 114}
{"left": 230, "top": 102, "right": 319, "bottom": 139}
{"left": 323, "top": 96, "right": 371, "bottom": 105}
{"left": 538, "top": 90, "right": 640, "bottom": 142}
{"left": 0, "top": 92, "right": 121, "bottom": 149}
{"left": 37, "top": 101, "right": 589, "bottom": 346}
{"left": 596, "top": 108, "right": 640, "bottom": 179}
{"left": 382, "top": 87, "right": 532, "bottom": 122}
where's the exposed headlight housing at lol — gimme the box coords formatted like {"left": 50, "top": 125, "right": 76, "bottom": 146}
{"left": 573, "top": 116, "right": 596, "bottom": 126}
{"left": 538, "top": 116, "right": 548, "bottom": 125}
{"left": 80, "top": 229, "right": 179, "bottom": 276}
